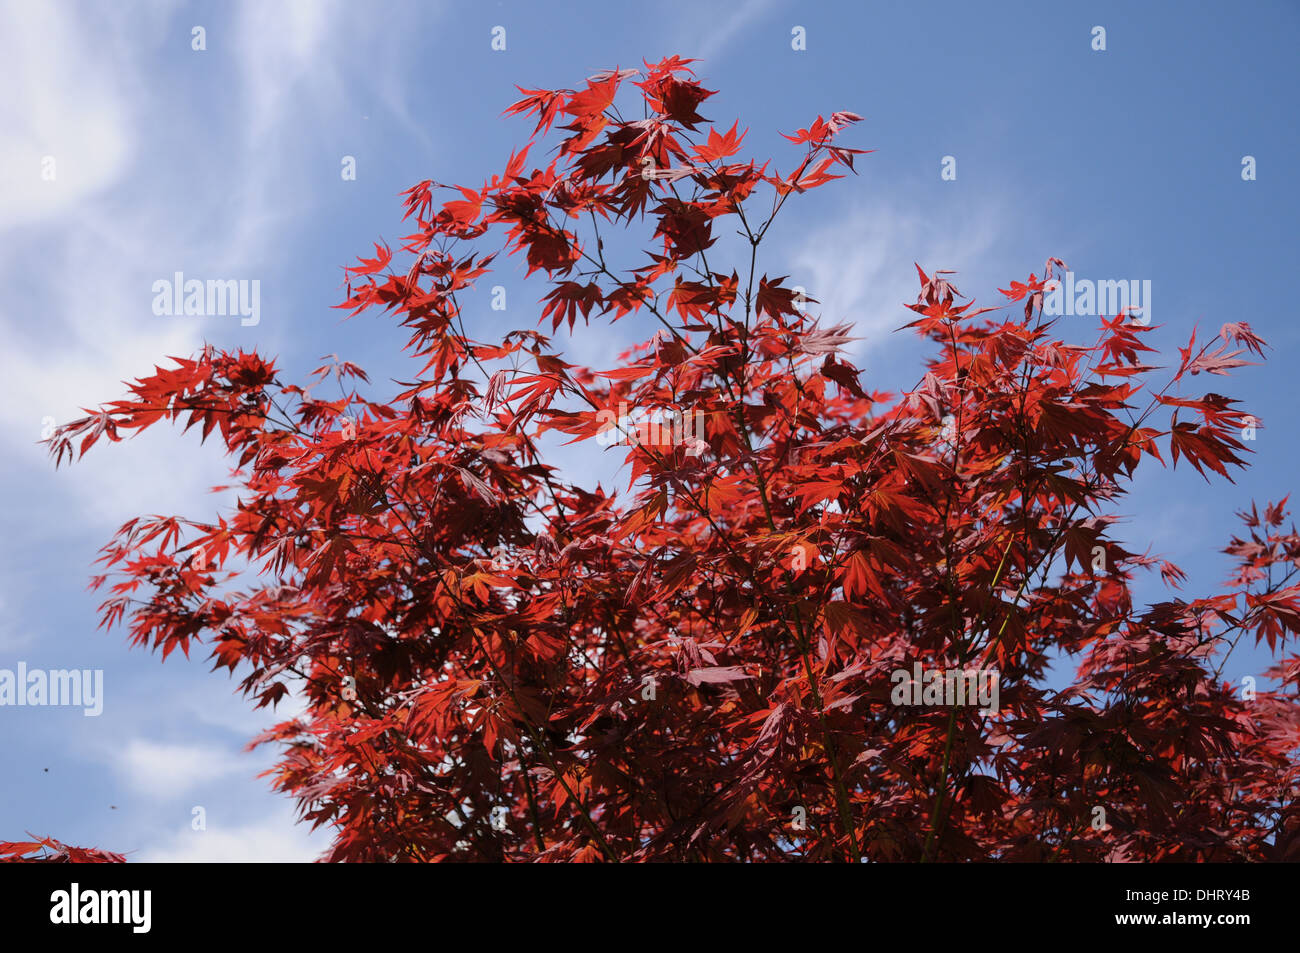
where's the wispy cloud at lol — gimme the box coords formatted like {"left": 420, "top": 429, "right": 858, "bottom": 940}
{"left": 0, "top": 1, "right": 136, "bottom": 227}
{"left": 784, "top": 194, "right": 1006, "bottom": 368}
{"left": 135, "top": 809, "right": 326, "bottom": 862}
{"left": 675, "top": 0, "right": 782, "bottom": 65}
{"left": 0, "top": 0, "right": 410, "bottom": 859}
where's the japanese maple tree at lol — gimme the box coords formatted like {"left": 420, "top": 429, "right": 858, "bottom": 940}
{"left": 8, "top": 57, "right": 1299, "bottom": 862}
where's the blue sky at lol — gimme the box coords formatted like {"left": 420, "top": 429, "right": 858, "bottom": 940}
{"left": 1, "top": 0, "right": 1296, "bottom": 861}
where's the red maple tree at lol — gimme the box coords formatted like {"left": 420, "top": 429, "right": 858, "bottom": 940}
{"left": 8, "top": 58, "right": 1299, "bottom": 862}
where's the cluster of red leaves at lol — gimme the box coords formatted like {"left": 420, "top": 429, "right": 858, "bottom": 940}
{"left": 16, "top": 59, "right": 1300, "bottom": 862}
{"left": 0, "top": 837, "right": 126, "bottom": 864}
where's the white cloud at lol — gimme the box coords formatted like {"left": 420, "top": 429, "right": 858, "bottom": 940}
{"left": 0, "top": 0, "right": 476, "bottom": 866}
{"left": 0, "top": 0, "right": 442, "bottom": 504}
{"left": 236, "top": 0, "right": 341, "bottom": 138}
{"left": 0, "top": 0, "right": 434, "bottom": 525}
{"left": 0, "top": 1, "right": 134, "bottom": 227}
{"left": 113, "top": 739, "right": 247, "bottom": 798}
{"left": 135, "top": 809, "right": 326, "bottom": 862}
{"left": 785, "top": 194, "right": 1006, "bottom": 368}
{"left": 0, "top": 0, "right": 223, "bottom": 526}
